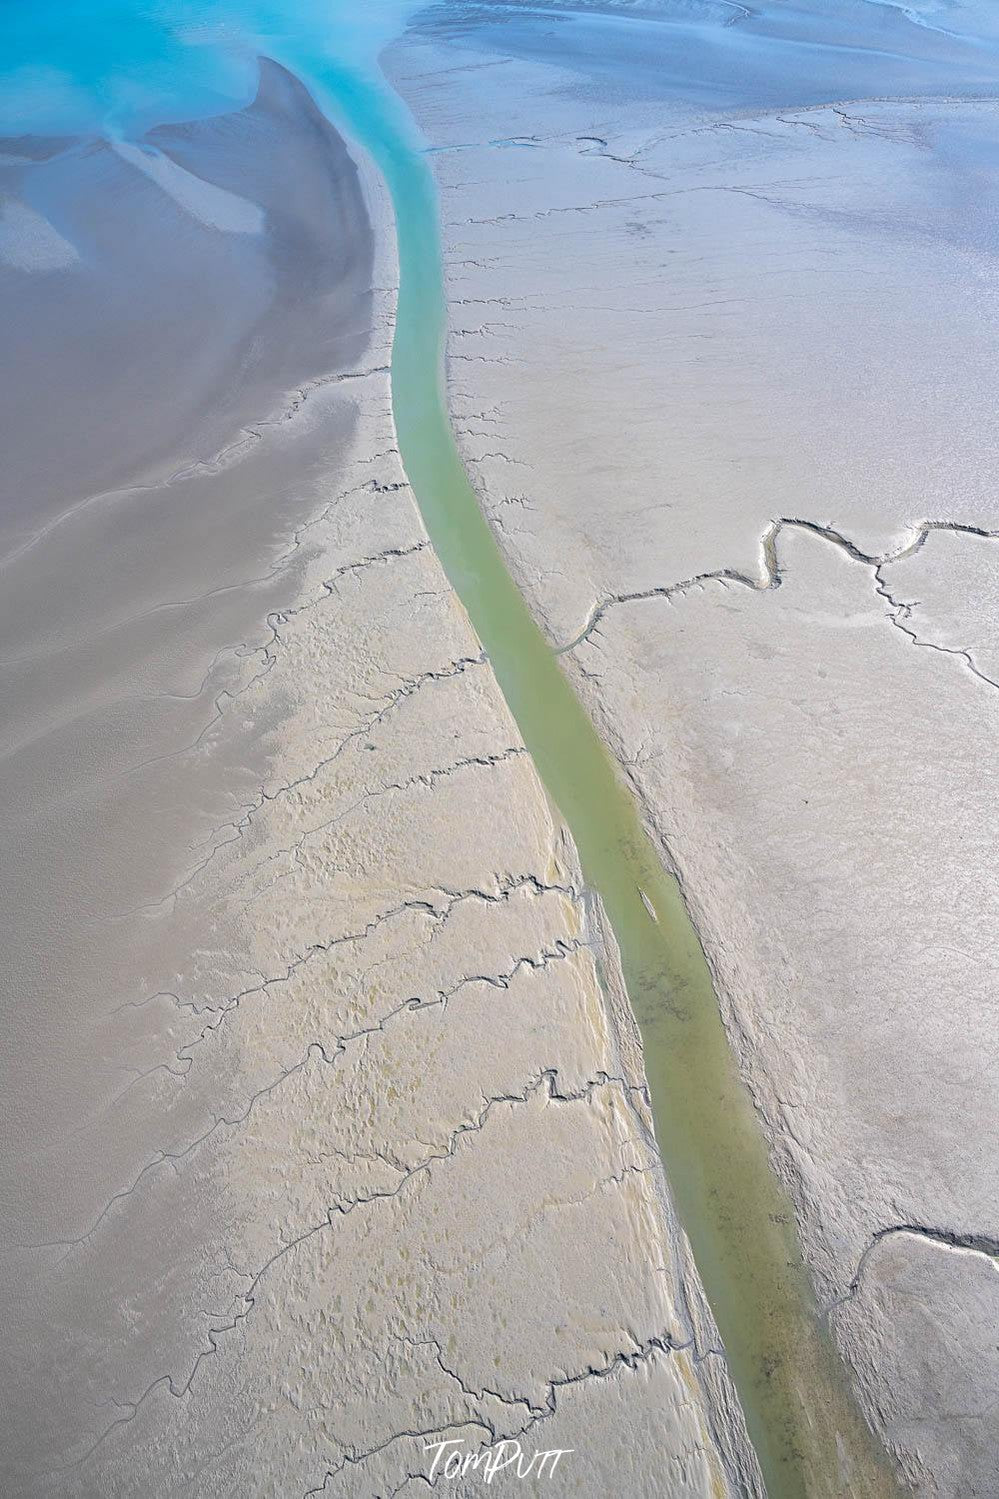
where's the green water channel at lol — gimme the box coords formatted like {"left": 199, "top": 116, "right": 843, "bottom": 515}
{"left": 313, "top": 55, "right": 900, "bottom": 1499}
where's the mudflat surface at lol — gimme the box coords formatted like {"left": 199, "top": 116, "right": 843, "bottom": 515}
{"left": 0, "top": 61, "right": 371, "bottom": 1282}
{"left": 391, "top": 2, "right": 999, "bottom": 1492}
{"left": 0, "top": 47, "right": 745, "bottom": 1499}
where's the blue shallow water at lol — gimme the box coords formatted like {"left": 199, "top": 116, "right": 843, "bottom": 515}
{"left": 0, "top": 1, "right": 420, "bottom": 138}
{"left": 5, "top": 0, "right": 999, "bottom": 153}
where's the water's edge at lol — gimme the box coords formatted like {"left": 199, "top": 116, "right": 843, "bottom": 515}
{"left": 271, "top": 47, "right": 898, "bottom": 1499}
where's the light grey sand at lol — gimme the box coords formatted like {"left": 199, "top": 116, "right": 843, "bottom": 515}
{"left": 0, "top": 60, "right": 373, "bottom": 1260}
{"left": 0, "top": 56, "right": 748, "bottom": 1498}
{"left": 390, "top": 2, "right": 999, "bottom": 1492}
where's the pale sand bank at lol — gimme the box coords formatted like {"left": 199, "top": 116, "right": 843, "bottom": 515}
{"left": 0, "top": 59, "right": 374, "bottom": 1257}
{"left": 390, "top": 2, "right": 999, "bottom": 1491}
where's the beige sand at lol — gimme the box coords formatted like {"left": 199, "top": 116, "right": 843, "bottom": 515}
{"left": 1, "top": 64, "right": 746, "bottom": 1498}
{"left": 389, "top": 8, "right": 999, "bottom": 1493}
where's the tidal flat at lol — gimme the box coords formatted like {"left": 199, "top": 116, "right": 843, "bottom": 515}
{"left": 2, "top": 1, "right": 998, "bottom": 1496}
{"left": 2, "top": 11, "right": 742, "bottom": 1499}
{"left": 390, "top": 0, "right": 999, "bottom": 1492}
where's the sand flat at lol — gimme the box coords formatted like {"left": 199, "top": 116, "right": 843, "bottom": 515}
{"left": 0, "top": 45, "right": 741, "bottom": 1499}
{"left": 391, "top": 2, "right": 999, "bottom": 1490}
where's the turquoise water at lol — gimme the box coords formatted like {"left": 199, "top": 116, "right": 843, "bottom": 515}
{"left": 0, "top": 1, "right": 422, "bottom": 136}
{"left": 2, "top": 7, "right": 902, "bottom": 1494}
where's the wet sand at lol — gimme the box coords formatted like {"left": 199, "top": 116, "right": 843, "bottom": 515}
{"left": 10, "top": 2, "right": 996, "bottom": 1490}
{"left": 1, "top": 43, "right": 742, "bottom": 1499}
{"left": 0, "top": 59, "right": 375, "bottom": 1247}
{"left": 0, "top": 57, "right": 381, "bottom": 1480}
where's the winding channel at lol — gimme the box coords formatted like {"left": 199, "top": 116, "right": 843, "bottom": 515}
{"left": 304, "top": 50, "right": 901, "bottom": 1499}
{"left": 0, "top": 0, "right": 896, "bottom": 1483}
